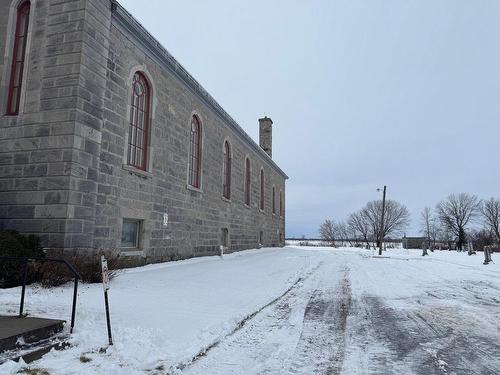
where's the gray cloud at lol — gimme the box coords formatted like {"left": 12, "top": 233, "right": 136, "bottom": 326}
{"left": 120, "top": 0, "right": 500, "bottom": 237}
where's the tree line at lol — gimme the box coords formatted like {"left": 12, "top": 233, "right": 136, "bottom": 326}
{"left": 422, "top": 194, "right": 499, "bottom": 250}
{"left": 319, "top": 199, "right": 410, "bottom": 248}
{"left": 319, "top": 193, "right": 500, "bottom": 250}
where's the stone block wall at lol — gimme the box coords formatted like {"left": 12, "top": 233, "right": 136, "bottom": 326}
{"left": 0, "top": 0, "right": 287, "bottom": 264}
{"left": 0, "top": 0, "right": 110, "bottom": 251}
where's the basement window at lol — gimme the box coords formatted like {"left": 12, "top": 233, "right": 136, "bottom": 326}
{"left": 121, "top": 219, "right": 141, "bottom": 248}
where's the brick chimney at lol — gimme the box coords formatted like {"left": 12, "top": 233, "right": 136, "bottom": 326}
{"left": 259, "top": 116, "right": 273, "bottom": 158}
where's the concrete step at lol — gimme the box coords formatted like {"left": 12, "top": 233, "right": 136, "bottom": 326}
{"left": 0, "top": 316, "right": 65, "bottom": 353}
{"left": 0, "top": 336, "right": 70, "bottom": 364}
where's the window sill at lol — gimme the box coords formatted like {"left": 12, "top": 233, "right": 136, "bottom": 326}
{"left": 244, "top": 203, "right": 251, "bottom": 209}
{"left": 260, "top": 209, "right": 265, "bottom": 214}
{"left": 119, "top": 249, "right": 145, "bottom": 257}
{"left": 122, "top": 164, "right": 153, "bottom": 179}
{"left": 186, "top": 184, "right": 203, "bottom": 194}
{"left": 222, "top": 196, "right": 231, "bottom": 203}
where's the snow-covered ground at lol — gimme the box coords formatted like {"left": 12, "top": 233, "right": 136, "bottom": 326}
{"left": 1, "top": 247, "right": 499, "bottom": 374}
{"left": 285, "top": 240, "right": 403, "bottom": 248}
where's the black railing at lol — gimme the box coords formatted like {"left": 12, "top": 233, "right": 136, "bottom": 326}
{"left": 0, "top": 257, "right": 81, "bottom": 334}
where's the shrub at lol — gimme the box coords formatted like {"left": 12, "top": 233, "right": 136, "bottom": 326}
{"left": 35, "top": 254, "right": 120, "bottom": 287}
{"left": 0, "top": 230, "right": 122, "bottom": 287}
{"left": 0, "top": 230, "right": 44, "bottom": 288}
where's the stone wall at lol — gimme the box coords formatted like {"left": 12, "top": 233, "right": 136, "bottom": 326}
{"left": 0, "top": 0, "right": 111, "bottom": 251}
{"left": 0, "top": 0, "right": 287, "bottom": 264}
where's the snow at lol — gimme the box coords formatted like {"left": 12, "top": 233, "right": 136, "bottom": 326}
{"left": 1, "top": 247, "right": 499, "bottom": 374}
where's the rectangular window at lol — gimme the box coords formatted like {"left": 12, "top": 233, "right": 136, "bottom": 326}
{"left": 259, "top": 231, "right": 264, "bottom": 245}
{"left": 221, "top": 228, "right": 229, "bottom": 249}
{"left": 121, "top": 219, "right": 141, "bottom": 248}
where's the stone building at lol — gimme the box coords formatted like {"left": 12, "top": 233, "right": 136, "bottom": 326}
{"left": 0, "top": 0, "right": 287, "bottom": 264}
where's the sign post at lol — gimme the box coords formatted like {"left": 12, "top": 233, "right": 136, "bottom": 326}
{"left": 101, "top": 255, "right": 113, "bottom": 346}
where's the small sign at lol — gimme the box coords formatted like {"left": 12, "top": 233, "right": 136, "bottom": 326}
{"left": 163, "top": 213, "right": 169, "bottom": 227}
{"left": 101, "top": 255, "right": 110, "bottom": 291}
{"left": 101, "top": 255, "right": 113, "bottom": 345}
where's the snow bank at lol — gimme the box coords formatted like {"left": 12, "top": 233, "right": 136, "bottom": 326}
{"left": 1, "top": 246, "right": 497, "bottom": 374}
{"left": 0, "top": 247, "right": 324, "bottom": 374}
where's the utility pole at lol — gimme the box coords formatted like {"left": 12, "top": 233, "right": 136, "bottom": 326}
{"left": 378, "top": 185, "right": 387, "bottom": 256}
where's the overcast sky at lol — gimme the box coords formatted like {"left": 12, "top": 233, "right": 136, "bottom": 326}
{"left": 119, "top": 0, "right": 500, "bottom": 238}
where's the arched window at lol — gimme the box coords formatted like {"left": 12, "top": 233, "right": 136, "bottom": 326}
{"left": 260, "top": 169, "right": 265, "bottom": 211}
{"left": 127, "top": 72, "right": 150, "bottom": 170}
{"left": 280, "top": 191, "right": 283, "bottom": 217}
{"left": 6, "top": 1, "right": 31, "bottom": 115}
{"left": 272, "top": 186, "right": 276, "bottom": 214}
{"left": 244, "top": 158, "right": 251, "bottom": 206}
{"left": 188, "top": 115, "right": 201, "bottom": 188}
{"left": 222, "top": 140, "right": 231, "bottom": 199}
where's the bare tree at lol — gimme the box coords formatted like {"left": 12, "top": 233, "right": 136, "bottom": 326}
{"left": 469, "top": 228, "right": 496, "bottom": 252}
{"left": 319, "top": 219, "right": 336, "bottom": 246}
{"left": 335, "top": 220, "right": 354, "bottom": 246}
{"left": 436, "top": 193, "right": 481, "bottom": 250}
{"left": 481, "top": 197, "right": 500, "bottom": 243}
{"left": 420, "top": 207, "right": 439, "bottom": 247}
{"left": 348, "top": 211, "right": 372, "bottom": 248}
{"left": 362, "top": 199, "right": 411, "bottom": 248}
{"left": 346, "top": 223, "right": 358, "bottom": 246}
{"left": 436, "top": 223, "right": 454, "bottom": 250}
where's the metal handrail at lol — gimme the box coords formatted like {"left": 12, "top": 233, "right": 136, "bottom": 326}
{"left": 0, "top": 256, "right": 81, "bottom": 333}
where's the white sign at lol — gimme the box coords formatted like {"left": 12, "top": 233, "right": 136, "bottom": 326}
{"left": 101, "top": 255, "right": 110, "bottom": 291}
{"left": 163, "top": 213, "right": 169, "bottom": 227}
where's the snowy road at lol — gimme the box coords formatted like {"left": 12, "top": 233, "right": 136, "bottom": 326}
{"left": 1, "top": 247, "right": 499, "bottom": 374}
{"left": 181, "top": 259, "right": 351, "bottom": 374}
{"left": 183, "top": 249, "right": 500, "bottom": 375}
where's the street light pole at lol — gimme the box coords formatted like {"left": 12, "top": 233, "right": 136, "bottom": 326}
{"left": 378, "top": 185, "right": 387, "bottom": 256}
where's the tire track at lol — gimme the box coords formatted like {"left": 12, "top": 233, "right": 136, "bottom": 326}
{"left": 350, "top": 295, "right": 500, "bottom": 375}
{"left": 287, "top": 268, "right": 352, "bottom": 375}
{"left": 177, "top": 261, "right": 324, "bottom": 372}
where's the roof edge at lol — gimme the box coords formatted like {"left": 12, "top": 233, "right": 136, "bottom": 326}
{"left": 110, "top": 1, "right": 288, "bottom": 180}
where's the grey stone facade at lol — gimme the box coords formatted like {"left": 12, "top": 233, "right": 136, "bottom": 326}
{"left": 0, "top": 0, "right": 287, "bottom": 264}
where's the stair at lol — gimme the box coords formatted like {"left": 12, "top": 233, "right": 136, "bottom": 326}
{"left": 0, "top": 316, "right": 67, "bottom": 364}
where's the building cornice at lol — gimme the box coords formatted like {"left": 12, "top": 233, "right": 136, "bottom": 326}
{"left": 110, "top": 1, "right": 288, "bottom": 180}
